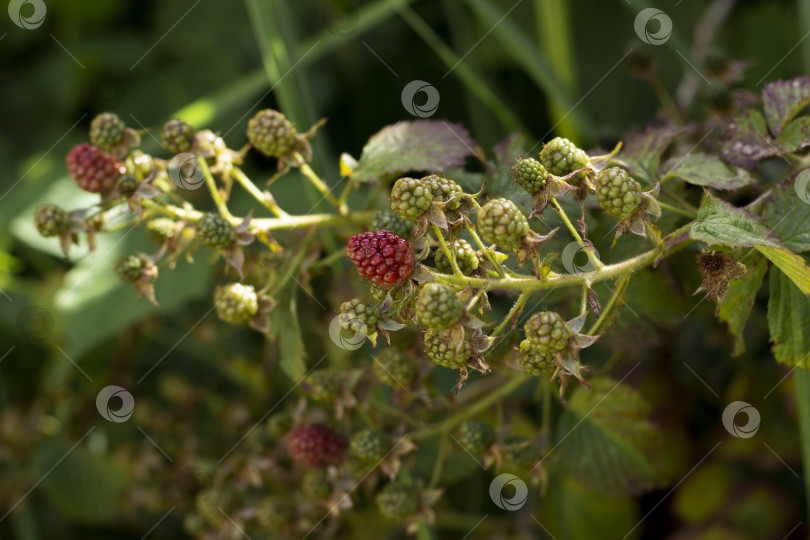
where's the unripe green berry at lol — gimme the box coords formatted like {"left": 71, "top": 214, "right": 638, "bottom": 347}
{"left": 596, "top": 167, "right": 641, "bottom": 219}
{"left": 456, "top": 420, "right": 495, "bottom": 454}
{"left": 116, "top": 175, "right": 139, "bottom": 197}
{"left": 89, "top": 112, "right": 125, "bottom": 150}
{"left": 540, "top": 137, "right": 589, "bottom": 182}
{"left": 390, "top": 177, "right": 433, "bottom": 220}
{"left": 477, "top": 198, "right": 529, "bottom": 250}
{"left": 518, "top": 341, "right": 556, "bottom": 376}
{"left": 416, "top": 282, "right": 463, "bottom": 329}
{"left": 195, "top": 213, "right": 235, "bottom": 249}
{"left": 302, "top": 469, "right": 332, "bottom": 500}
{"left": 524, "top": 311, "right": 570, "bottom": 353}
{"left": 421, "top": 174, "right": 462, "bottom": 210}
{"left": 376, "top": 483, "right": 419, "bottom": 519}
{"left": 424, "top": 328, "right": 471, "bottom": 369}
{"left": 338, "top": 298, "right": 379, "bottom": 336}
{"left": 34, "top": 204, "right": 69, "bottom": 237}
{"left": 247, "top": 109, "right": 297, "bottom": 158}
{"left": 434, "top": 239, "right": 478, "bottom": 275}
{"left": 372, "top": 348, "right": 416, "bottom": 388}
{"left": 511, "top": 157, "right": 548, "bottom": 194}
{"left": 371, "top": 209, "right": 413, "bottom": 239}
{"left": 114, "top": 255, "right": 144, "bottom": 283}
{"left": 305, "top": 369, "right": 340, "bottom": 402}
{"left": 214, "top": 283, "right": 258, "bottom": 325}
{"left": 145, "top": 218, "right": 178, "bottom": 244}
{"left": 161, "top": 118, "right": 195, "bottom": 154}
{"left": 350, "top": 428, "right": 389, "bottom": 461}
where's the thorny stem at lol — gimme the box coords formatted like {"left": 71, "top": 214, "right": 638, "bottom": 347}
{"left": 490, "top": 291, "right": 530, "bottom": 337}
{"left": 551, "top": 196, "right": 603, "bottom": 270}
{"left": 432, "top": 224, "right": 462, "bottom": 276}
{"left": 199, "top": 157, "right": 233, "bottom": 220}
{"left": 411, "top": 374, "right": 531, "bottom": 440}
{"left": 435, "top": 225, "right": 693, "bottom": 292}
{"left": 295, "top": 155, "right": 343, "bottom": 211}
{"left": 230, "top": 166, "right": 290, "bottom": 218}
{"left": 464, "top": 221, "right": 506, "bottom": 277}
{"left": 587, "top": 274, "right": 631, "bottom": 335}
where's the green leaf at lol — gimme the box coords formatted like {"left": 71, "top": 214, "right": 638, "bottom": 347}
{"left": 767, "top": 269, "right": 810, "bottom": 368}
{"left": 538, "top": 473, "right": 637, "bottom": 539}
{"left": 763, "top": 177, "right": 810, "bottom": 252}
{"left": 271, "top": 285, "right": 306, "bottom": 381}
{"left": 32, "top": 438, "right": 131, "bottom": 523}
{"left": 556, "top": 377, "right": 664, "bottom": 495}
{"left": 778, "top": 116, "right": 810, "bottom": 154}
{"left": 720, "top": 109, "right": 779, "bottom": 169}
{"left": 718, "top": 257, "right": 768, "bottom": 356}
{"left": 762, "top": 77, "right": 810, "bottom": 136}
{"left": 661, "top": 153, "right": 754, "bottom": 190}
{"left": 690, "top": 195, "right": 782, "bottom": 249}
{"left": 755, "top": 245, "right": 810, "bottom": 296}
{"left": 620, "top": 125, "right": 685, "bottom": 181}
{"left": 347, "top": 121, "right": 476, "bottom": 182}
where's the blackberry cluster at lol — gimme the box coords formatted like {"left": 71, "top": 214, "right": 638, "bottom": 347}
{"left": 34, "top": 204, "right": 69, "bottom": 237}
{"left": 89, "top": 112, "right": 125, "bottom": 150}
{"left": 518, "top": 342, "right": 556, "bottom": 376}
{"left": 511, "top": 157, "right": 548, "bottom": 194}
{"left": 161, "top": 118, "right": 195, "bottom": 154}
{"left": 525, "top": 311, "right": 570, "bottom": 352}
{"left": 477, "top": 198, "right": 529, "bottom": 250}
{"left": 540, "top": 137, "right": 589, "bottom": 182}
{"left": 596, "top": 167, "right": 642, "bottom": 219}
{"left": 214, "top": 283, "right": 258, "bottom": 325}
{"left": 371, "top": 209, "right": 413, "bottom": 240}
{"left": 338, "top": 298, "right": 379, "bottom": 336}
{"left": 390, "top": 177, "right": 433, "bottom": 220}
{"left": 424, "top": 329, "right": 471, "bottom": 369}
{"left": 195, "top": 213, "right": 235, "bottom": 249}
{"left": 434, "top": 239, "right": 479, "bottom": 275}
{"left": 415, "top": 282, "right": 463, "bottom": 329}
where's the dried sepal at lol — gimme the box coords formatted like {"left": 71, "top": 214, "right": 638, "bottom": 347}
{"left": 694, "top": 249, "right": 748, "bottom": 307}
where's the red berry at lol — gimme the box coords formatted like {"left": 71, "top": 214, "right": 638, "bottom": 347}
{"left": 346, "top": 231, "right": 415, "bottom": 290}
{"left": 66, "top": 144, "right": 124, "bottom": 194}
{"left": 287, "top": 424, "right": 345, "bottom": 468}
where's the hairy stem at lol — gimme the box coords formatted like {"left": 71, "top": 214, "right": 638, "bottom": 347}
{"left": 230, "top": 166, "right": 290, "bottom": 218}
{"left": 465, "top": 221, "right": 506, "bottom": 277}
{"left": 199, "top": 157, "right": 233, "bottom": 220}
{"left": 433, "top": 224, "right": 462, "bottom": 276}
{"left": 491, "top": 292, "right": 530, "bottom": 336}
{"left": 551, "top": 197, "right": 603, "bottom": 269}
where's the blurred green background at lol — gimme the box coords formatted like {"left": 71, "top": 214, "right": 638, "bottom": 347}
{"left": 1, "top": 0, "right": 809, "bottom": 538}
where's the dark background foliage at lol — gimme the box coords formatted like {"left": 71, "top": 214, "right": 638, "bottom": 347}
{"left": 1, "top": 0, "right": 808, "bottom": 539}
